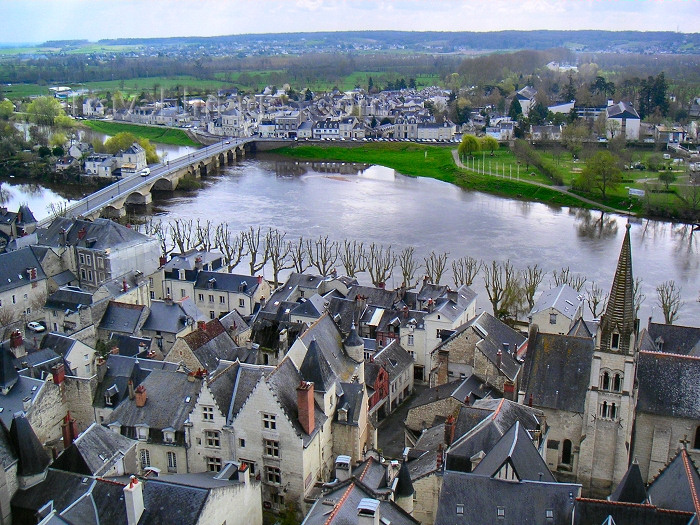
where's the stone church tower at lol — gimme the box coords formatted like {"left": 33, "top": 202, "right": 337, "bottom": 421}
{"left": 577, "top": 223, "right": 638, "bottom": 497}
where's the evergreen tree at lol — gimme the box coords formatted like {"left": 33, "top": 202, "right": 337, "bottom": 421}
{"left": 508, "top": 98, "right": 523, "bottom": 121}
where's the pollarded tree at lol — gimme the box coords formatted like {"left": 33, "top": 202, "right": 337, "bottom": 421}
{"left": 586, "top": 281, "right": 608, "bottom": 319}
{"left": 242, "top": 226, "right": 269, "bottom": 276}
{"left": 214, "top": 223, "right": 246, "bottom": 272}
{"left": 266, "top": 228, "right": 294, "bottom": 286}
{"left": 483, "top": 260, "right": 523, "bottom": 321}
{"left": 578, "top": 151, "right": 622, "bottom": 200}
{"left": 656, "top": 280, "right": 684, "bottom": 325}
{"left": 522, "top": 264, "right": 545, "bottom": 311}
{"left": 424, "top": 251, "right": 449, "bottom": 285}
{"left": 289, "top": 236, "right": 311, "bottom": 274}
{"left": 339, "top": 240, "right": 367, "bottom": 278}
{"left": 397, "top": 246, "right": 421, "bottom": 288}
{"left": 458, "top": 134, "right": 480, "bottom": 160}
{"left": 366, "top": 243, "right": 396, "bottom": 287}
{"left": 452, "top": 256, "right": 482, "bottom": 287}
{"left": 307, "top": 235, "right": 339, "bottom": 277}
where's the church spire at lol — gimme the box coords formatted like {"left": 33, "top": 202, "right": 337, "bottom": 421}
{"left": 599, "top": 223, "right": 636, "bottom": 354}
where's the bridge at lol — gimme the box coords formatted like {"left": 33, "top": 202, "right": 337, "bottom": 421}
{"left": 39, "top": 137, "right": 266, "bottom": 226}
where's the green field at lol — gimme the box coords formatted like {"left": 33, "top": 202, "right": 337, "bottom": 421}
{"left": 79, "top": 76, "right": 231, "bottom": 96}
{"left": 82, "top": 120, "right": 199, "bottom": 147}
{"left": 0, "top": 83, "right": 50, "bottom": 98}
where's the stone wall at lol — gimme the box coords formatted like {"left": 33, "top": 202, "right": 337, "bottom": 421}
{"left": 405, "top": 398, "right": 462, "bottom": 433}
{"left": 412, "top": 473, "right": 442, "bottom": 525}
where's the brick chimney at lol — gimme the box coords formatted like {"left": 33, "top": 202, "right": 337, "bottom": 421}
{"left": 444, "top": 415, "right": 456, "bottom": 446}
{"left": 436, "top": 443, "right": 444, "bottom": 470}
{"left": 61, "top": 411, "right": 78, "bottom": 449}
{"left": 128, "top": 380, "right": 135, "bottom": 400}
{"left": 134, "top": 385, "right": 147, "bottom": 407}
{"left": 197, "top": 320, "right": 206, "bottom": 332}
{"left": 297, "top": 381, "right": 315, "bottom": 435}
{"left": 496, "top": 349, "right": 503, "bottom": 371}
{"left": 51, "top": 363, "right": 65, "bottom": 386}
{"left": 124, "top": 476, "right": 145, "bottom": 525}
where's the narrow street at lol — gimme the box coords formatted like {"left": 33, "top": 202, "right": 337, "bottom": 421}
{"left": 376, "top": 384, "right": 427, "bottom": 459}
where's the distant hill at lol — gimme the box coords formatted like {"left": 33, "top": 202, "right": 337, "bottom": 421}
{"left": 91, "top": 30, "right": 700, "bottom": 54}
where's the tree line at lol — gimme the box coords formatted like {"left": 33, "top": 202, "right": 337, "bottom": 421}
{"left": 139, "top": 219, "right": 687, "bottom": 325}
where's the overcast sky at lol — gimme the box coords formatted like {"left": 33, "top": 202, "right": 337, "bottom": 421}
{"left": 2, "top": 0, "right": 698, "bottom": 44}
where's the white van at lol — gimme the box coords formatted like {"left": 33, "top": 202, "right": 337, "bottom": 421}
{"left": 140, "top": 168, "right": 151, "bottom": 177}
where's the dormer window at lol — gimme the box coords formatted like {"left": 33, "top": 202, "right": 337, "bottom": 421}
{"left": 611, "top": 333, "right": 620, "bottom": 350}
{"left": 178, "top": 269, "right": 185, "bottom": 280}
{"left": 136, "top": 426, "right": 149, "bottom": 441}
{"left": 163, "top": 430, "right": 175, "bottom": 443}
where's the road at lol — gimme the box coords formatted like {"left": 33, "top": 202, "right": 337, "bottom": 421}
{"left": 377, "top": 384, "right": 427, "bottom": 459}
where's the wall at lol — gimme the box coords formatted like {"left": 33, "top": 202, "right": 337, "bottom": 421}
{"left": 197, "top": 476, "right": 263, "bottom": 525}
{"left": 190, "top": 385, "right": 232, "bottom": 474}
{"left": 412, "top": 473, "right": 442, "bottom": 525}
{"left": 405, "top": 398, "right": 462, "bottom": 433}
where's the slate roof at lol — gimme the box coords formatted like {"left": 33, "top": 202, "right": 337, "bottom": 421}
{"left": 328, "top": 296, "right": 359, "bottom": 333}
{"left": 15, "top": 348, "right": 63, "bottom": 376}
{"left": 265, "top": 357, "right": 327, "bottom": 446}
{"left": 0, "top": 346, "right": 19, "bottom": 392}
{"left": 9, "top": 414, "right": 50, "bottom": 477}
{"left": 291, "top": 294, "right": 328, "bottom": 319}
{"left": 436, "top": 470, "right": 578, "bottom": 525}
{"left": 181, "top": 319, "right": 238, "bottom": 371}
{"left": 349, "top": 285, "right": 403, "bottom": 309}
{"left": 336, "top": 382, "right": 364, "bottom": 426}
{"left": 373, "top": 340, "right": 413, "bottom": 382}
{"left": 302, "top": 478, "right": 419, "bottom": 525}
{"left": 647, "top": 448, "right": 700, "bottom": 516}
{"left": 39, "top": 333, "right": 78, "bottom": 358}
{"left": 520, "top": 332, "right": 594, "bottom": 413}
{"left": 99, "top": 301, "right": 147, "bottom": 334}
{"left": 38, "top": 217, "right": 152, "bottom": 251}
{"left": 406, "top": 424, "right": 446, "bottom": 481}
{"left": 353, "top": 456, "right": 388, "bottom": 491}
{"left": 0, "top": 247, "right": 46, "bottom": 294}
{"left": 44, "top": 286, "right": 93, "bottom": 311}
{"left": 640, "top": 322, "right": 700, "bottom": 356}
{"left": 162, "top": 250, "right": 222, "bottom": 272}
{"left": 52, "top": 422, "right": 136, "bottom": 476}
{"left": 108, "top": 334, "right": 151, "bottom": 358}
{"left": 636, "top": 351, "right": 700, "bottom": 420}
{"left": 471, "top": 421, "right": 555, "bottom": 482}
{"left": 300, "top": 340, "right": 335, "bottom": 392}
{"left": 142, "top": 299, "right": 205, "bottom": 334}
{"left": 567, "top": 317, "right": 595, "bottom": 338}
{"left": 105, "top": 368, "right": 200, "bottom": 432}
{"left": 573, "top": 498, "right": 692, "bottom": 525}
{"left": 299, "top": 314, "right": 361, "bottom": 382}
{"left": 0, "top": 374, "right": 44, "bottom": 428}
{"left": 610, "top": 461, "right": 647, "bottom": 504}
{"left": 607, "top": 101, "right": 640, "bottom": 119}
{"left": 529, "top": 284, "right": 584, "bottom": 320}
{"left": 193, "top": 271, "right": 260, "bottom": 296}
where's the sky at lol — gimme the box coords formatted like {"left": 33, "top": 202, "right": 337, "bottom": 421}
{"left": 1, "top": 0, "right": 698, "bottom": 44}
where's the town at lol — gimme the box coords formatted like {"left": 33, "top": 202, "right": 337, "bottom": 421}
{"left": 0, "top": 193, "right": 696, "bottom": 524}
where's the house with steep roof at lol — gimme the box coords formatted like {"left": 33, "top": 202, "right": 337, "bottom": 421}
{"left": 194, "top": 272, "right": 271, "bottom": 319}
{"left": 0, "top": 247, "right": 48, "bottom": 327}
{"left": 140, "top": 297, "right": 205, "bottom": 353}
{"left": 164, "top": 318, "right": 241, "bottom": 371}
{"left": 515, "top": 86, "right": 537, "bottom": 117}
{"left": 432, "top": 311, "right": 525, "bottom": 394}
{"left": 154, "top": 249, "right": 223, "bottom": 301}
{"left": 606, "top": 101, "right": 641, "bottom": 140}
{"left": 528, "top": 284, "right": 585, "bottom": 335}
{"left": 638, "top": 321, "right": 700, "bottom": 356}
{"left": 372, "top": 339, "right": 414, "bottom": 413}
{"left": 39, "top": 332, "right": 96, "bottom": 378}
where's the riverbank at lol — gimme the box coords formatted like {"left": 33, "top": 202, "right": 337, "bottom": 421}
{"left": 82, "top": 120, "right": 199, "bottom": 147}
{"left": 274, "top": 143, "right": 614, "bottom": 212}
{"left": 273, "top": 143, "right": 698, "bottom": 222}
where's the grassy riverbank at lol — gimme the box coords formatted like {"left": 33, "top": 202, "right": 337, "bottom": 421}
{"left": 274, "top": 143, "right": 601, "bottom": 211}
{"left": 82, "top": 120, "right": 199, "bottom": 147}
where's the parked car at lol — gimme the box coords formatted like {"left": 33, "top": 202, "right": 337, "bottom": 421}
{"left": 27, "top": 321, "right": 45, "bottom": 333}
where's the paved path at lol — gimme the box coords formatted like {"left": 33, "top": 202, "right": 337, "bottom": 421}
{"left": 377, "top": 384, "right": 427, "bottom": 459}
{"left": 451, "top": 149, "right": 630, "bottom": 215}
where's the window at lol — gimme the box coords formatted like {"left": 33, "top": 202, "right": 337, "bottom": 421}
{"left": 562, "top": 439, "right": 573, "bottom": 465}
{"left": 240, "top": 459, "right": 255, "bottom": 475}
{"left": 79, "top": 254, "right": 85, "bottom": 264}
{"left": 23, "top": 293, "right": 27, "bottom": 299}
{"left": 545, "top": 509, "right": 554, "bottom": 519}
{"left": 601, "top": 401, "right": 609, "bottom": 418}
{"left": 86, "top": 255, "right": 92, "bottom": 265}
{"left": 137, "top": 427, "right": 148, "bottom": 441}
{"left": 265, "top": 466, "right": 281, "bottom": 485}
{"left": 407, "top": 334, "right": 414, "bottom": 346}
{"left": 85, "top": 364, "right": 91, "bottom": 374}
{"left": 206, "top": 457, "right": 222, "bottom": 472}
{"left": 198, "top": 293, "right": 204, "bottom": 302}
{"left": 97, "top": 257, "right": 103, "bottom": 268}
{"left": 210, "top": 311, "right": 216, "bottom": 320}
{"left": 84, "top": 354, "right": 89, "bottom": 361}
{"left": 205, "top": 430, "right": 221, "bottom": 448}
{"left": 88, "top": 271, "right": 93, "bottom": 281}
{"left": 436, "top": 330, "right": 441, "bottom": 338}
{"left": 264, "top": 439, "right": 280, "bottom": 457}
{"left": 202, "top": 406, "right": 214, "bottom": 421}
{"left": 610, "top": 403, "right": 618, "bottom": 419}
{"left": 140, "top": 449, "right": 150, "bottom": 468}
{"left": 220, "top": 296, "right": 226, "bottom": 304}
{"left": 601, "top": 372, "right": 610, "bottom": 390}
{"left": 613, "top": 374, "right": 622, "bottom": 392}
{"left": 104, "top": 393, "right": 112, "bottom": 406}
{"left": 12, "top": 295, "right": 16, "bottom": 304}
{"left": 238, "top": 298, "right": 244, "bottom": 307}
{"left": 694, "top": 426, "right": 700, "bottom": 450}
{"left": 611, "top": 333, "right": 620, "bottom": 350}
{"left": 26, "top": 308, "right": 31, "bottom": 315}
{"left": 497, "top": 507, "right": 505, "bottom": 518}
{"left": 180, "top": 289, "right": 186, "bottom": 298}
{"left": 271, "top": 493, "right": 285, "bottom": 508}
{"left": 150, "top": 291, "right": 155, "bottom": 300}
{"left": 163, "top": 431, "right": 175, "bottom": 443}
{"left": 209, "top": 294, "right": 214, "bottom": 303}
{"left": 262, "top": 413, "right": 276, "bottom": 430}
{"left": 167, "top": 451, "right": 177, "bottom": 472}
{"left": 549, "top": 313, "right": 557, "bottom": 324}
{"left": 239, "top": 438, "right": 246, "bottom": 448}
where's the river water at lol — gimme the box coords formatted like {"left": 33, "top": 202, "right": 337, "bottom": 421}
{"left": 2, "top": 155, "right": 698, "bottom": 324}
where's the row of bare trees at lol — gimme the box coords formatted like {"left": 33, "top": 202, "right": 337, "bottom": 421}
{"left": 139, "top": 218, "right": 686, "bottom": 324}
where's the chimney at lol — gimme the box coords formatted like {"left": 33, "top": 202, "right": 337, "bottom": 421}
{"left": 128, "top": 380, "right": 135, "bottom": 400}
{"left": 436, "top": 444, "right": 444, "bottom": 470}
{"left": 296, "top": 381, "right": 315, "bottom": 435}
{"left": 402, "top": 306, "right": 409, "bottom": 319}
{"left": 257, "top": 275, "right": 263, "bottom": 285}
{"left": 10, "top": 330, "right": 23, "bottom": 349}
{"left": 159, "top": 256, "right": 167, "bottom": 267}
{"left": 197, "top": 320, "right": 207, "bottom": 332}
{"left": 134, "top": 385, "right": 147, "bottom": 407}
{"left": 164, "top": 296, "right": 173, "bottom": 306}
{"left": 357, "top": 498, "right": 381, "bottom": 525}
{"left": 444, "top": 415, "right": 456, "bottom": 446}
{"left": 96, "top": 358, "right": 107, "bottom": 382}
{"left": 61, "top": 411, "right": 78, "bottom": 449}
{"left": 496, "top": 349, "right": 502, "bottom": 371}
{"left": 528, "top": 393, "right": 533, "bottom": 407}
{"left": 122, "top": 279, "right": 128, "bottom": 293}
{"left": 334, "top": 455, "right": 351, "bottom": 482}
{"left": 51, "top": 363, "right": 65, "bottom": 386}
{"left": 427, "top": 299, "right": 434, "bottom": 313}
{"left": 377, "top": 282, "right": 385, "bottom": 289}
{"left": 124, "top": 476, "right": 145, "bottom": 525}
{"left": 195, "top": 256, "right": 203, "bottom": 270}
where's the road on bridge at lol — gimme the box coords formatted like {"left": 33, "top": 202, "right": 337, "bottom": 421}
{"left": 40, "top": 138, "right": 252, "bottom": 226}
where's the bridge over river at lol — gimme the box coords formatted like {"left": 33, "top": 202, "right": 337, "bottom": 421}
{"left": 38, "top": 137, "right": 292, "bottom": 226}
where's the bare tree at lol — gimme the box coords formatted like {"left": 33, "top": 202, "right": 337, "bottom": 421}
{"left": 656, "top": 280, "right": 684, "bottom": 324}
{"left": 194, "top": 219, "right": 215, "bottom": 252}
{"left": 483, "top": 260, "right": 523, "bottom": 320}
{"left": 0, "top": 307, "right": 15, "bottom": 328}
{"left": 452, "top": 256, "right": 482, "bottom": 287}
{"left": 552, "top": 266, "right": 587, "bottom": 291}
{"left": 424, "top": 251, "right": 449, "bottom": 285}
{"left": 145, "top": 218, "right": 175, "bottom": 259}
{"left": 289, "top": 236, "right": 311, "bottom": 274}
{"left": 633, "top": 277, "right": 646, "bottom": 319}
{"left": 522, "top": 264, "right": 545, "bottom": 311}
{"left": 242, "top": 226, "right": 269, "bottom": 276}
{"left": 397, "top": 246, "right": 421, "bottom": 288}
{"left": 339, "top": 240, "right": 367, "bottom": 278}
{"left": 366, "top": 243, "right": 396, "bottom": 287}
{"left": 170, "top": 218, "right": 196, "bottom": 254}
{"left": 214, "top": 223, "right": 246, "bottom": 272}
{"left": 46, "top": 201, "right": 68, "bottom": 221}
{"left": 307, "top": 235, "right": 339, "bottom": 276}
{"left": 266, "top": 228, "right": 294, "bottom": 286}
{"left": 586, "top": 281, "right": 608, "bottom": 318}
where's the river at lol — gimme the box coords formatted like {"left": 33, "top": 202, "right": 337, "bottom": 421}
{"left": 2, "top": 154, "right": 698, "bottom": 325}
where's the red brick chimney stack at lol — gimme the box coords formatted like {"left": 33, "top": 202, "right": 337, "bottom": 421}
{"left": 297, "top": 381, "right": 315, "bottom": 435}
